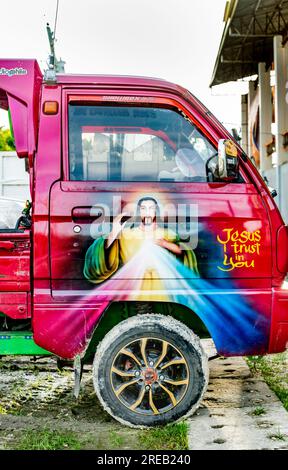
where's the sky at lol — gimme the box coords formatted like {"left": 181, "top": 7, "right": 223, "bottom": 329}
{"left": 0, "top": 0, "right": 246, "bottom": 132}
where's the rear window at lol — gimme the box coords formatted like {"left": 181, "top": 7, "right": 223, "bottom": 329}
{"left": 68, "top": 104, "right": 217, "bottom": 182}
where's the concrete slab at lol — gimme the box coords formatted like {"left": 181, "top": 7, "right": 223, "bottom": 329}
{"left": 189, "top": 405, "right": 288, "bottom": 450}
{"left": 188, "top": 342, "right": 288, "bottom": 450}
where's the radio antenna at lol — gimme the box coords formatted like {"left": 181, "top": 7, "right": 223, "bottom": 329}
{"left": 53, "top": 0, "right": 60, "bottom": 41}
{"left": 45, "top": 0, "right": 65, "bottom": 80}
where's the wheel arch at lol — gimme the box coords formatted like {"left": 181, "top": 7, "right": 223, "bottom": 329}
{"left": 83, "top": 300, "right": 211, "bottom": 363}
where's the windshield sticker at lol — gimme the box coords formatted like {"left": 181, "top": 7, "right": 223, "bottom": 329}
{"left": 102, "top": 96, "right": 152, "bottom": 102}
{"left": 0, "top": 67, "right": 27, "bottom": 77}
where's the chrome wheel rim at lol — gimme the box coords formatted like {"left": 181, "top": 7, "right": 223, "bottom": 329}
{"left": 110, "top": 337, "right": 189, "bottom": 415}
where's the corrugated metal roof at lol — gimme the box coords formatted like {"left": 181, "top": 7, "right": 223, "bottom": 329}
{"left": 210, "top": 0, "right": 288, "bottom": 87}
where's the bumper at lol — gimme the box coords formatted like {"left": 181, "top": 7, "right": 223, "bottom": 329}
{"left": 268, "top": 287, "right": 288, "bottom": 353}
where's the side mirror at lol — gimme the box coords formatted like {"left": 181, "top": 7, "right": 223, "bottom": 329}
{"left": 263, "top": 176, "right": 277, "bottom": 198}
{"left": 217, "top": 139, "right": 239, "bottom": 181}
{"left": 268, "top": 187, "right": 277, "bottom": 198}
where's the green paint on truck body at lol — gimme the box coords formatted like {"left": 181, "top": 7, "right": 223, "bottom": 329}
{"left": 0, "top": 331, "right": 51, "bottom": 356}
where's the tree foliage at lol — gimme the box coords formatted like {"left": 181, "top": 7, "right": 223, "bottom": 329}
{"left": 0, "top": 127, "right": 15, "bottom": 151}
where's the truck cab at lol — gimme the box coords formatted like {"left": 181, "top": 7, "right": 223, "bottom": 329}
{"left": 0, "top": 59, "right": 288, "bottom": 427}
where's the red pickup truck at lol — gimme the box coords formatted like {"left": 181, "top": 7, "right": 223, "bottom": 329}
{"left": 0, "top": 59, "right": 287, "bottom": 427}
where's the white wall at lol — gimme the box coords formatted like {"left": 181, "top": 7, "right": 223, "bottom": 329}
{"left": 0, "top": 152, "right": 30, "bottom": 201}
{"left": 263, "top": 163, "right": 288, "bottom": 223}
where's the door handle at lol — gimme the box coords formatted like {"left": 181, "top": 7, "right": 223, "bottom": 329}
{"left": 72, "top": 207, "right": 104, "bottom": 223}
{"left": 0, "top": 241, "right": 15, "bottom": 250}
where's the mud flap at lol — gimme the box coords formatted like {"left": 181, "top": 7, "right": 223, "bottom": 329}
{"left": 73, "top": 354, "right": 83, "bottom": 399}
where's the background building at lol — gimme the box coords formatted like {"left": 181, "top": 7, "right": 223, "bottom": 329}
{"left": 211, "top": 0, "right": 288, "bottom": 221}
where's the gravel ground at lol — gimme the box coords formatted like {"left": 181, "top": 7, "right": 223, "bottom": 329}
{"left": 0, "top": 356, "right": 140, "bottom": 450}
{"left": 1, "top": 341, "right": 287, "bottom": 450}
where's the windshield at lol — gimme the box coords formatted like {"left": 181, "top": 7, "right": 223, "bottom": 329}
{"left": 68, "top": 104, "right": 217, "bottom": 182}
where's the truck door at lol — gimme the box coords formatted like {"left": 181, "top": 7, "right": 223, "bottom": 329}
{"left": 49, "top": 92, "right": 272, "bottom": 357}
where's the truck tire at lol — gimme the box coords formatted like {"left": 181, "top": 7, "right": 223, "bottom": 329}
{"left": 92, "top": 314, "right": 209, "bottom": 428}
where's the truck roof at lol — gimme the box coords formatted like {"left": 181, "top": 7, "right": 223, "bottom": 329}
{"left": 0, "top": 59, "right": 209, "bottom": 117}
{"left": 55, "top": 73, "right": 183, "bottom": 89}
{"left": 55, "top": 73, "right": 210, "bottom": 116}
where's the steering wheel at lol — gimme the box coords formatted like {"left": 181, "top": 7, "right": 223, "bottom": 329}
{"left": 15, "top": 214, "right": 32, "bottom": 230}
{"left": 205, "top": 152, "right": 218, "bottom": 182}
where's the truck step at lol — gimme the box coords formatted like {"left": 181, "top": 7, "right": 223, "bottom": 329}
{"left": 0, "top": 331, "right": 51, "bottom": 356}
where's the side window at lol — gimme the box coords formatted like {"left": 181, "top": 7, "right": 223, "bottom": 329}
{"left": 68, "top": 104, "right": 217, "bottom": 182}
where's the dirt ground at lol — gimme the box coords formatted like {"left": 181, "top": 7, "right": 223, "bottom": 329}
{"left": 0, "top": 344, "right": 287, "bottom": 450}
{"left": 0, "top": 356, "right": 141, "bottom": 450}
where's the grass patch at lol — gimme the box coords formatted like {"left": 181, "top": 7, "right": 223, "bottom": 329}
{"left": 0, "top": 398, "right": 22, "bottom": 415}
{"left": 0, "top": 404, "right": 7, "bottom": 415}
{"left": 268, "top": 429, "right": 286, "bottom": 441}
{"left": 246, "top": 352, "right": 288, "bottom": 411}
{"left": 138, "top": 422, "right": 188, "bottom": 450}
{"left": 16, "top": 429, "right": 82, "bottom": 450}
{"left": 109, "top": 431, "right": 124, "bottom": 448}
{"left": 251, "top": 406, "right": 266, "bottom": 416}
